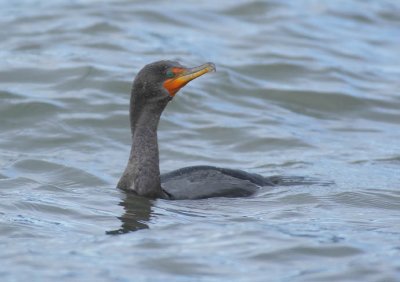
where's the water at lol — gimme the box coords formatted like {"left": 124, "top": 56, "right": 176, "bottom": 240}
{"left": 1, "top": 0, "right": 400, "bottom": 281}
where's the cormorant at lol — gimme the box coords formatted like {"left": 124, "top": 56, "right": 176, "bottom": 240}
{"left": 117, "top": 61, "right": 295, "bottom": 199}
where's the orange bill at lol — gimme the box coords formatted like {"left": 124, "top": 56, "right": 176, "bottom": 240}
{"left": 163, "top": 62, "right": 216, "bottom": 96}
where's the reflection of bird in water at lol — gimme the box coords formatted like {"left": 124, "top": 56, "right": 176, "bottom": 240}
{"left": 106, "top": 192, "right": 152, "bottom": 234}
{"left": 117, "top": 61, "right": 329, "bottom": 200}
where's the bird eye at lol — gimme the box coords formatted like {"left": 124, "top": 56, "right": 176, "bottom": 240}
{"left": 166, "top": 70, "right": 175, "bottom": 78}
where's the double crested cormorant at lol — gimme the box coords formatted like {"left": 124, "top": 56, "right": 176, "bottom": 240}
{"left": 117, "top": 61, "right": 279, "bottom": 199}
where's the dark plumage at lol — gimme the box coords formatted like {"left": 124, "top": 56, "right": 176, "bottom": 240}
{"left": 117, "top": 61, "right": 280, "bottom": 199}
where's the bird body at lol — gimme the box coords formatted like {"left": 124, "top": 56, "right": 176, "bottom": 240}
{"left": 161, "top": 165, "right": 273, "bottom": 200}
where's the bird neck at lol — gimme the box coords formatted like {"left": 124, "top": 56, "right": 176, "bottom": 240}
{"left": 118, "top": 96, "right": 168, "bottom": 198}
